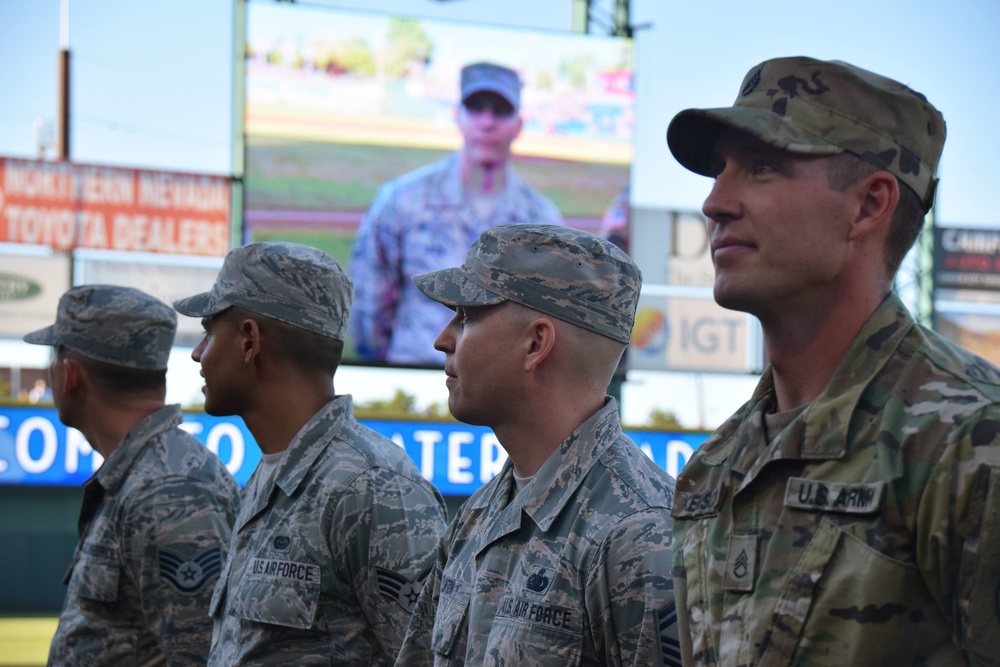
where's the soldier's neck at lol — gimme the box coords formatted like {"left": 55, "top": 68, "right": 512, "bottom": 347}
{"left": 462, "top": 160, "right": 508, "bottom": 195}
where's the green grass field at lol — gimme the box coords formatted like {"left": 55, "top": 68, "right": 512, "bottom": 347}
{"left": 0, "top": 617, "right": 56, "bottom": 667}
{"left": 244, "top": 136, "right": 627, "bottom": 218}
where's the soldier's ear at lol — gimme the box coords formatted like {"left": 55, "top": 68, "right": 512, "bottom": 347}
{"left": 524, "top": 317, "right": 556, "bottom": 372}
{"left": 238, "top": 317, "right": 262, "bottom": 366}
{"left": 61, "top": 356, "right": 85, "bottom": 393}
{"left": 849, "top": 170, "right": 898, "bottom": 242}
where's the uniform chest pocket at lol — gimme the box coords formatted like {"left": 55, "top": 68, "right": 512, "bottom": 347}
{"left": 231, "top": 559, "right": 322, "bottom": 630}
{"left": 74, "top": 555, "right": 121, "bottom": 603}
{"left": 432, "top": 577, "right": 471, "bottom": 658}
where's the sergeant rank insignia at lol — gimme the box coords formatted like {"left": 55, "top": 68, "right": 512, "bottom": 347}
{"left": 159, "top": 547, "right": 223, "bottom": 594}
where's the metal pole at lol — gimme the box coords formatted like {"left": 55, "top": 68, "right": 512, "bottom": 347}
{"left": 58, "top": 0, "right": 71, "bottom": 160}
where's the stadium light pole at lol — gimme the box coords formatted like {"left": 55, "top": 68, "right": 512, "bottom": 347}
{"left": 58, "top": 0, "right": 71, "bottom": 160}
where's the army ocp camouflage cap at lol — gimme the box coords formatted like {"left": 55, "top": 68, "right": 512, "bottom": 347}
{"left": 667, "top": 56, "right": 946, "bottom": 210}
{"left": 173, "top": 242, "right": 352, "bottom": 340}
{"left": 23, "top": 285, "right": 176, "bottom": 370}
{"left": 413, "top": 224, "right": 641, "bottom": 344}
{"left": 461, "top": 62, "right": 521, "bottom": 111}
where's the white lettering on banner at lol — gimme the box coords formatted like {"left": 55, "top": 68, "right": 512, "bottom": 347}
{"left": 666, "top": 440, "right": 694, "bottom": 479}
{"left": 6, "top": 205, "right": 76, "bottom": 248}
{"left": 447, "top": 432, "right": 475, "bottom": 484}
{"left": 413, "top": 430, "right": 441, "bottom": 481}
{"left": 204, "top": 422, "right": 245, "bottom": 476}
{"left": 15, "top": 417, "right": 58, "bottom": 474}
{"left": 480, "top": 433, "right": 506, "bottom": 481}
{"left": 81, "top": 211, "right": 108, "bottom": 248}
{"left": 4, "top": 161, "right": 72, "bottom": 199}
{"left": 137, "top": 172, "right": 228, "bottom": 212}
{"left": 111, "top": 213, "right": 227, "bottom": 255}
{"left": 81, "top": 167, "right": 134, "bottom": 206}
{"left": 65, "top": 428, "right": 102, "bottom": 474}
{"left": 941, "top": 229, "right": 1000, "bottom": 255}
{"left": 681, "top": 317, "right": 743, "bottom": 354}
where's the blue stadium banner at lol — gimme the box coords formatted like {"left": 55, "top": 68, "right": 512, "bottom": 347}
{"left": 0, "top": 406, "right": 706, "bottom": 496}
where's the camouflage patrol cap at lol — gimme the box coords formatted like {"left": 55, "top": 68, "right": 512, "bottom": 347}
{"left": 173, "top": 242, "right": 352, "bottom": 340}
{"left": 413, "top": 224, "right": 641, "bottom": 344}
{"left": 23, "top": 285, "right": 176, "bottom": 370}
{"left": 461, "top": 62, "right": 521, "bottom": 111}
{"left": 667, "top": 56, "right": 946, "bottom": 210}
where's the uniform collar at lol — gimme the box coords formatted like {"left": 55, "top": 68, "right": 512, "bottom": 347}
{"left": 705, "top": 292, "right": 914, "bottom": 474}
{"left": 241, "top": 396, "right": 352, "bottom": 522}
{"left": 273, "top": 395, "right": 351, "bottom": 494}
{"left": 470, "top": 398, "right": 623, "bottom": 535}
{"left": 93, "top": 404, "right": 181, "bottom": 495}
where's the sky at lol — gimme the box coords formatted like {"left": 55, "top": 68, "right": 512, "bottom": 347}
{"left": 2, "top": 0, "right": 1000, "bottom": 429}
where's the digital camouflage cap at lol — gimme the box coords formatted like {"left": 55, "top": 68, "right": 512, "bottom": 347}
{"left": 173, "top": 242, "right": 352, "bottom": 340}
{"left": 23, "top": 285, "right": 176, "bottom": 370}
{"left": 461, "top": 62, "right": 521, "bottom": 111}
{"left": 667, "top": 56, "right": 946, "bottom": 210}
{"left": 413, "top": 224, "right": 641, "bottom": 344}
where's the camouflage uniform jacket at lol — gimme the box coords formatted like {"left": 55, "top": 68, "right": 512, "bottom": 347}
{"left": 671, "top": 292, "right": 1000, "bottom": 666}
{"left": 48, "top": 404, "right": 240, "bottom": 667}
{"left": 349, "top": 152, "right": 563, "bottom": 365}
{"left": 207, "top": 395, "right": 447, "bottom": 666}
{"left": 396, "top": 399, "right": 680, "bottom": 666}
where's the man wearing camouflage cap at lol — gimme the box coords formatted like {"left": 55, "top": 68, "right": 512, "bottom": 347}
{"left": 350, "top": 60, "right": 563, "bottom": 366}
{"left": 173, "top": 241, "right": 447, "bottom": 666}
{"left": 23, "top": 285, "right": 240, "bottom": 666}
{"left": 396, "top": 224, "right": 679, "bottom": 666}
{"left": 666, "top": 56, "right": 1000, "bottom": 665}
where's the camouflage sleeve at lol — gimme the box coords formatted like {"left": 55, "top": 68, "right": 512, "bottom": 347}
{"left": 333, "top": 467, "right": 448, "bottom": 660}
{"left": 395, "top": 533, "right": 448, "bottom": 666}
{"left": 588, "top": 508, "right": 680, "bottom": 667}
{"left": 349, "top": 187, "right": 403, "bottom": 361}
{"left": 919, "top": 415, "right": 1000, "bottom": 665}
{"left": 122, "top": 476, "right": 238, "bottom": 666}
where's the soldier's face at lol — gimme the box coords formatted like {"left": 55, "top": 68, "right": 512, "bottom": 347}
{"left": 191, "top": 309, "right": 247, "bottom": 416}
{"left": 701, "top": 129, "right": 857, "bottom": 320}
{"left": 433, "top": 301, "right": 525, "bottom": 427}
{"left": 458, "top": 92, "right": 523, "bottom": 168}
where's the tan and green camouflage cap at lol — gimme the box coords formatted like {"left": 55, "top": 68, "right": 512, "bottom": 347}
{"left": 23, "top": 285, "right": 176, "bottom": 370}
{"left": 413, "top": 224, "right": 641, "bottom": 344}
{"left": 173, "top": 242, "right": 352, "bottom": 340}
{"left": 667, "top": 56, "right": 946, "bottom": 210}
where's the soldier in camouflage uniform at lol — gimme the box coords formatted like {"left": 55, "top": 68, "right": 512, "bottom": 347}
{"left": 349, "top": 61, "right": 563, "bottom": 366}
{"left": 396, "top": 224, "right": 680, "bottom": 666}
{"left": 23, "top": 285, "right": 240, "bottom": 666}
{"left": 173, "top": 242, "right": 447, "bottom": 666}
{"left": 665, "top": 56, "right": 1000, "bottom": 665}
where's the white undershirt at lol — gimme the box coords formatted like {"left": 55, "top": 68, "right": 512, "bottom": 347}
{"left": 248, "top": 449, "right": 285, "bottom": 502}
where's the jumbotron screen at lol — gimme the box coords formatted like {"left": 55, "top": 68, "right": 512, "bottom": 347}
{"left": 242, "top": 1, "right": 635, "bottom": 367}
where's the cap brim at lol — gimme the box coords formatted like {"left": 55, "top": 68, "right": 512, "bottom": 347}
{"left": 667, "top": 107, "right": 842, "bottom": 176}
{"left": 461, "top": 84, "right": 518, "bottom": 109}
{"left": 413, "top": 267, "right": 507, "bottom": 309}
{"left": 22, "top": 325, "right": 58, "bottom": 346}
{"left": 172, "top": 292, "right": 229, "bottom": 318}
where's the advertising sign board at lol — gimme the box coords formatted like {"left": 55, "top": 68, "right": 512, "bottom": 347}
{"left": 0, "top": 406, "right": 706, "bottom": 496}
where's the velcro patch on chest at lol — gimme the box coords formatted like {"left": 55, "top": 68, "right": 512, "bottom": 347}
{"left": 495, "top": 593, "right": 580, "bottom": 634}
{"left": 784, "top": 478, "right": 884, "bottom": 514}
{"left": 249, "top": 557, "right": 321, "bottom": 585}
{"left": 672, "top": 488, "right": 723, "bottom": 518}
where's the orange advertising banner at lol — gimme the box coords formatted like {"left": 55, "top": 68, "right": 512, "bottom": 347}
{"left": 0, "top": 157, "right": 231, "bottom": 256}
